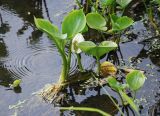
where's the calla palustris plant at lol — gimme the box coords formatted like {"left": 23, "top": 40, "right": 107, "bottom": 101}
{"left": 107, "top": 69, "right": 146, "bottom": 115}
{"left": 78, "top": 41, "right": 117, "bottom": 74}
{"left": 34, "top": 9, "right": 86, "bottom": 84}
{"left": 107, "top": 76, "right": 140, "bottom": 116}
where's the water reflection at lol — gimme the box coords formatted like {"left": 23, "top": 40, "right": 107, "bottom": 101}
{"left": 135, "top": 37, "right": 160, "bottom": 67}
{"left": 0, "top": 0, "right": 45, "bottom": 43}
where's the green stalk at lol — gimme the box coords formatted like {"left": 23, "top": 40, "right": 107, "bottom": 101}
{"left": 96, "top": 0, "right": 99, "bottom": 9}
{"left": 76, "top": 53, "right": 84, "bottom": 72}
{"left": 49, "top": 35, "right": 68, "bottom": 83}
{"left": 133, "top": 91, "right": 137, "bottom": 100}
{"left": 91, "top": 73, "right": 125, "bottom": 116}
{"left": 117, "top": 92, "right": 125, "bottom": 106}
{"left": 60, "top": 107, "right": 111, "bottom": 116}
{"left": 59, "top": 53, "right": 68, "bottom": 83}
{"left": 67, "top": 42, "right": 72, "bottom": 76}
{"left": 96, "top": 57, "right": 100, "bottom": 76}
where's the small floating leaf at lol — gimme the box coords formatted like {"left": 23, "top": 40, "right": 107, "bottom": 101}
{"left": 126, "top": 70, "right": 146, "bottom": 91}
{"left": 62, "top": 9, "right": 86, "bottom": 38}
{"left": 12, "top": 79, "right": 21, "bottom": 88}
{"left": 86, "top": 13, "right": 107, "bottom": 31}
{"left": 100, "top": 61, "right": 117, "bottom": 76}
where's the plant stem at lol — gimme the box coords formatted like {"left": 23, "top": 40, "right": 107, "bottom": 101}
{"left": 91, "top": 73, "right": 125, "bottom": 116}
{"left": 76, "top": 53, "right": 84, "bottom": 72}
{"left": 143, "top": 0, "right": 159, "bottom": 32}
{"left": 96, "top": 0, "right": 99, "bottom": 10}
{"left": 59, "top": 52, "right": 68, "bottom": 84}
{"left": 118, "top": 92, "right": 125, "bottom": 106}
{"left": 60, "top": 107, "right": 111, "bottom": 116}
{"left": 133, "top": 91, "right": 137, "bottom": 100}
{"left": 96, "top": 57, "right": 100, "bottom": 76}
{"left": 67, "top": 42, "right": 72, "bottom": 77}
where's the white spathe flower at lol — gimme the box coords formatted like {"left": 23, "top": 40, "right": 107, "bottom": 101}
{"left": 71, "top": 33, "right": 85, "bottom": 54}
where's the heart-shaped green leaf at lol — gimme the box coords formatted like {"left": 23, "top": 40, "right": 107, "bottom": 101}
{"left": 100, "top": 0, "right": 115, "bottom": 6}
{"left": 62, "top": 9, "right": 86, "bottom": 38}
{"left": 116, "top": 0, "right": 132, "bottom": 8}
{"left": 107, "top": 76, "right": 128, "bottom": 91}
{"left": 34, "top": 17, "right": 67, "bottom": 39}
{"left": 107, "top": 76, "right": 122, "bottom": 91}
{"left": 126, "top": 70, "right": 146, "bottom": 91}
{"left": 111, "top": 14, "right": 134, "bottom": 31}
{"left": 78, "top": 41, "right": 117, "bottom": 58}
{"left": 34, "top": 17, "right": 67, "bottom": 48}
{"left": 86, "top": 13, "right": 107, "bottom": 31}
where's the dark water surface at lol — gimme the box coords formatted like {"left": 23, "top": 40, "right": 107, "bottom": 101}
{"left": 0, "top": 0, "right": 160, "bottom": 116}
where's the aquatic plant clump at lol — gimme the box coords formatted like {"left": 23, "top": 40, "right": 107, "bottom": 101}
{"left": 34, "top": 8, "right": 118, "bottom": 102}
{"left": 34, "top": 1, "right": 148, "bottom": 114}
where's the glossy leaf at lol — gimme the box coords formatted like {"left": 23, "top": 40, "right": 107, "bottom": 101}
{"left": 86, "top": 13, "right": 107, "bottom": 31}
{"left": 78, "top": 41, "right": 117, "bottom": 58}
{"left": 100, "top": 0, "right": 115, "bottom": 6}
{"left": 119, "top": 90, "right": 140, "bottom": 115}
{"left": 116, "top": 0, "right": 132, "bottom": 8}
{"left": 34, "top": 17, "right": 67, "bottom": 40}
{"left": 107, "top": 76, "right": 128, "bottom": 91}
{"left": 34, "top": 17, "right": 67, "bottom": 48}
{"left": 126, "top": 70, "right": 146, "bottom": 91}
{"left": 111, "top": 14, "right": 134, "bottom": 31}
{"left": 62, "top": 9, "right": 86, "bottom": 38}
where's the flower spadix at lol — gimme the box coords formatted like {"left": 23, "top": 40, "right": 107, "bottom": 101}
{"left": 71, "top": 33, "right": 85, "bottom": 54}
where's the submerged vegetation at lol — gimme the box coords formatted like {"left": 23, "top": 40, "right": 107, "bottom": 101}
{"left": 32, "top": 0, "right": 160, "bottom": 115}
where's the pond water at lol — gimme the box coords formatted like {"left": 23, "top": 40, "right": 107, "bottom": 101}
{"left": 0, "top": 0, "right": 160, "bottom": 116}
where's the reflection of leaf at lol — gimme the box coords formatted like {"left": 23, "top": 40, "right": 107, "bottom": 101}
{"left": 111, "top": 14, "right": 134, "bottom": 31}
{"left": 86, "top": 13, "right": 107, "bottom": 31}
{"left": 78, "top": 41, "right": 117, "bottom": 58}
{"left": 62, "top": 9, "right": 86, "bottom": 38}
{"left": 116, "top": 0, "right": 132, "bottom": 8}
{"left": 119, "top": 90, "right": 140, "bottom": 116}
{"left": 126, "top": 70, "right": 146, "bottom": 91}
